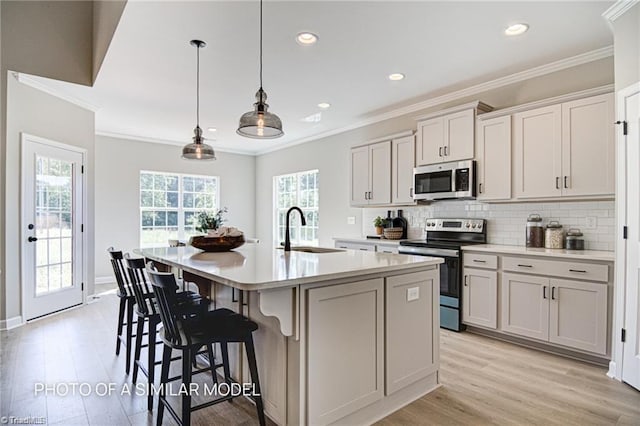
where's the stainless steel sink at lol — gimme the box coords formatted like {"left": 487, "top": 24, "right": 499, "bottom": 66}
{"left": 278, "top": 246, "right": 345, "bottom": 253}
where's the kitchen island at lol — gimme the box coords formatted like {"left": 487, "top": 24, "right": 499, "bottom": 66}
{"left": 137, "top": 244, "right": 443, "bottom": 425}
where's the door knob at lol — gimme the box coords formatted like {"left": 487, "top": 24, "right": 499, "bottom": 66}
{"left": 28, "top": 236, "right": 38, "bottom": 242}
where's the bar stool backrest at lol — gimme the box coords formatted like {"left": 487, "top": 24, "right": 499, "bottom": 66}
{"left": 108, "top": 247, "right": 133, "bottom": 298}
{"left": 125, "top": 255, "right": 158, "bottom": 316}
{"left": 146, "top": 263, "right": 184, "bottom": 346}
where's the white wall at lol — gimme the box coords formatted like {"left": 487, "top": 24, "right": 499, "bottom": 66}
{"left": 4, "top": 74, "right": 95, "bottom": 320}
{"left": 94, "top": 135, "right": 256, "bottom": 281}
{"left": 255, "top": 58, "right": 614, "bottom": 246}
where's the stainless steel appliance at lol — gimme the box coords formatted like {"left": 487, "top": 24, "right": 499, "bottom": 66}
{"left": 399, "top": 218, "right": 486, "bottom": 331}
{"left": 413, "top": 160, "right": 476, "bottom": 201}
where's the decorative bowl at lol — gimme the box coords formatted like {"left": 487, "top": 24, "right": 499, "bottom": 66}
{"left": 383, "top": 227, "right": 404, "bottom": 240}
{"left": 189, "top": 235, "right": 245, "bottom": 252}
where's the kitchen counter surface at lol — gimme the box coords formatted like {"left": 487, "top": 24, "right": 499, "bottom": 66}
{"left": 462, "top": 244, "right": 615, "bottom": 262}
{"left": 137, "top": 244, "right": 442, "bottom": 291}
{"left": 332, "top": 237, "right": 406, "bottom": 246}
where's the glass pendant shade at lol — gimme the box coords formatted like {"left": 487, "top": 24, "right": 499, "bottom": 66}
{"left": 182, "top": 126, "right": 216, "bottom": 160}
{"left": 237, "top": 88, "right": 283, "bottom": 139}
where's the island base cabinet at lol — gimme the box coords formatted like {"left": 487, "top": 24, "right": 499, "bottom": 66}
{"left": 462, "top": 268, "right": 498, "bottom": 329}
{"left": 385, "top": 270, "right": 439, "bottom": 395}
{"left": 549, "top": 279, "right": 608, "bottom": 355}
{"left": 501, "top": 273, "right": 550, "bottom": 341}
{"left": 306, "top": 278, "right": 384, "bottom": 425}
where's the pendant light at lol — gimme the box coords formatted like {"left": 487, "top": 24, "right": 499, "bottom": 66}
{"left": 237, "top": 0, "right": 284, "bottom": 139}
{"left": 182, "top": 39, "right": 216, "bottom": 160}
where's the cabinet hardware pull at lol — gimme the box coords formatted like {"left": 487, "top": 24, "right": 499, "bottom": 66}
{"left": 464, "top": 275, "right": 468, "bottom": 286}
{"left": 369, "top": 191, "right": 373, "bottom": 199}
{"left": 543, "top": 286, "right": 547, "bottom": 299}
{"left": 473, "top": 259, "right": 486, "bottom": 263}
{"left": 564, "top": 176, "right": 568, "bottom": 188}
{"left": 410, "top": 188, "right": 414, "bottom": 197}
{"left": 439, "top": 147, "right": 443, "bottom": 157}
{"left": 569, "top": 269, "right": 587, "bottom": 273}
{"left": 444, "top": 146, "right": 448, "bottom": 156}
{"left": 517, "top": 264, "right": 532, "bottom": 268}
{"left": 359, "top": 248, "right": 369, "bottom": 251}
{"left": 364, "top": 191, "right": 368, "bottom": 200}
{"left": 479, "top": 183, "right": 483, "bottom": 194}
{"left": 551, "top": 286, "right": 556, "bottom": 300}
{"left": 556, "top": 177, "right": 560, "bottom": 189}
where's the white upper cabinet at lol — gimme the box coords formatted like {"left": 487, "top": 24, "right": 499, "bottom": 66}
{"left": 561, "top": 93, "right": 615, "bottom": 197}
{"left": 350, "top": 141, "right": 391, "bottom": 206}
{"left": 416, "top": 102, "right": 492, "bottom": 166}
{"left": 476, "top": 115, "right": 511, "bottom": 200}
{"left": 391, "top": 135, "right": 416, "bottom": 204}
{"left": 513, "top": 92, "right": 614, "bottom": 200}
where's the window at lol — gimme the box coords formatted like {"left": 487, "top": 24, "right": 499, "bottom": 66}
{"left": 140, "top": 171, "right": 219, "bottom": 247}
{"left": 274, "top": 170, "right": 319, "bottom": 246}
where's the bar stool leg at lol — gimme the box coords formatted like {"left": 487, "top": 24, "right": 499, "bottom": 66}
{"left": 181, "top": 347, "right": 193, "bottom": 426}
{"left": 125, "top": 300, "right": 135, "bottom": 374}
{"left": 206, "top": 344, "right": 218, "bottom": 386}
{"left": 220, "top": 342, "right": 233, "bottom": 403}
{"left": 156, "top": 345, "right": 171, "bottom": 426}
{"left": 244, "top": 337, "right": 266, "bottom": 426}
{"left": 115, "top": 297, "right": 126, "bottom": 355}
{"left": 147, "top": 317, "right": 158, "bottom": 411}
{"left": 132, "top": 316, "right": 145, "bottom": 383}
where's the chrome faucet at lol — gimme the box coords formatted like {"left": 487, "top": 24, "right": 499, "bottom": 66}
{"left": 284, "top": 206, "right": 306, "bottom": 251}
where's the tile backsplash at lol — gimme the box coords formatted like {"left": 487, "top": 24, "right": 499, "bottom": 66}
{"left": 362, "top": 200, "right": 615, "bottom": 251}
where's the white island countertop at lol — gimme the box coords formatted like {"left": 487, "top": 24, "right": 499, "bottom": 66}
{"left": 461, "top": 244, "right": 615, "bottom": 262}
{"left": 137, "top": 245, "right": 443, "bottom": 291}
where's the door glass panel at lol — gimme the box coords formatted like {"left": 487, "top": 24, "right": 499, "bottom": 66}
{"left": 35, "top": 155, "right": 74, "bottom": 295}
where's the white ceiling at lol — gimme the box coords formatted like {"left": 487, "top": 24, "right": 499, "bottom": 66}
{"left": 28, "top": 0, "right": 614, "bottom": 155}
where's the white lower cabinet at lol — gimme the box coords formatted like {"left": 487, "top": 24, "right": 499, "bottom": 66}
{"left": 462, "top": 268, "right": 498, "bottom": 329}
{"left": 386, "top": 270, "right": 439, "bottom": 394}
{"left": 306, "top": 278, "right": 384, "bottom": 425}
{"left": 500, "top": 272, "right": 608, "bottom": 355}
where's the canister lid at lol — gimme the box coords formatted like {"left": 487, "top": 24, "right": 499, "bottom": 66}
{"left": 546, "top": 221, "right": 562, "bottom": 229}
{"left": 566, "top": 228, "right": 583, "bottom": 236}
{"left": 527, "top": 214, "right": 542, "bottom": 222}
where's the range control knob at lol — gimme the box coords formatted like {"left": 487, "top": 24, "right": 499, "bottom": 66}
{"left": 472, "top": 223, "right": 477, "bottom": 228}
{"left": 466, "top": 223, "right": 471, "bottom": 228}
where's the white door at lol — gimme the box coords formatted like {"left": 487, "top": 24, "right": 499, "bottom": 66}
{"left": 22, "top": 135, "right": 84, "bottom": 320}
{"left": 621, "top": 83, "right": 640, "bottom": 390}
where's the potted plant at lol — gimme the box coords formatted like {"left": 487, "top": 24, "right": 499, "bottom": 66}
{"left": 373, "top": 216, "right": 387, "bottom": 235}
{"left": 194, "top": 207, "right": 228, "bottom": 233}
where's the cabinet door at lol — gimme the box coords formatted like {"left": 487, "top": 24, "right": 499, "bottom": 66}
{"left": 501, "top": 273, "right": 549, "bottom": 341}
{"left": 386, "top": 270, "right": 439, "bottom": 395}
{"left": 462, "top": 268, "right": 498, "bottom": 329}
{"left": 476, "top": 116, "right": 511, "bottom": 200}
{"left": 444, "top": 108, "right": 475, "bottom": 162}
{"left": 416, "top": 117, "right": 444, "bottom": 165}
{"left": 549, "top": 279, "right": 608, "bottom": 355}
{"left": 306, "top": 278, "right": 384, "bottom": 425}
{"left": 369, "top": 141, "right": 391, "bottom": 204}
{"left": 350, "top": 145, "right": 369, "bottom": 206}
{"left": 561, "top": 93, "right": 615, "bottom": 197}
{"left": 513, "top": 105, "right": 562, "bottom": 199}
{"left": 391, "top": 135, "right": 416, "bottom": 204}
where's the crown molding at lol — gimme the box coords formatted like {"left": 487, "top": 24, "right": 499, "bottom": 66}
{"left": 15, "top": 73, "right": 101, "bottom": 112}
{"left": 255, "top": 46, "right": 614, "bottom": 155}
{"left": 602, "top": 0, "right": 639, "bottom": 22}
{"left": 414, "top": 101, "right": 493, "bottom": 122}
{"left": 478, "top": 84, "right": 614, "bottom": 120}
{"left": 95, "top": 131, "right": 256, "bottom": 156}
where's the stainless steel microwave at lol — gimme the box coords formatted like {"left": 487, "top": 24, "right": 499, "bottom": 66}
{"left": 413, "top": 160, "right": 476, "bottom": 201}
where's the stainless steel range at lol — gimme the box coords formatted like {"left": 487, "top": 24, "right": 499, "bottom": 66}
{"left": 399, "top": 218, "right": 486, "bottom": 331}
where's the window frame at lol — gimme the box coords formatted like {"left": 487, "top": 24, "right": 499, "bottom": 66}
{"left": 273, "top": 169, "right": 319, "bottom": 247}
{"left": 139, "top": 170, "right": 220, "bottom": 248}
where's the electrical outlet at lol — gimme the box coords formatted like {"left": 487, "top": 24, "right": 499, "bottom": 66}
{"left": 347, "top": 216, "right": 356, "bottom": 225}
{"left": 585, "top": 216, "right": 597, "bottom": 229}
{"left": 407, "top": 287, "right": 420, "bottom": 302}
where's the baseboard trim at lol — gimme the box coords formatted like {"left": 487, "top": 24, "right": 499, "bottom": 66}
{"left": 95, "top": 276, "right": 115, "bottom": 285}
{"left": 0, "top": 316, "right": 24, "bottom": 330}
{"left": 607, "top": 361, "right": 620, "bottom": 380}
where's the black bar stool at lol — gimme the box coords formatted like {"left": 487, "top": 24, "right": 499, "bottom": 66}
{"left": 108, "top": 247, "right": 137, "bottom": 374}
{"left": 147, "top": 266, "right": 266, "bottom": 426}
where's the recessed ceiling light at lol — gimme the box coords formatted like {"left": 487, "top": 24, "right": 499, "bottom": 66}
{"left": 207, "top": 127, "right": 217, "bottom": 132}
{"left": 317, "top": 102, "right": 331, "bottom": 109}
{"left": 296, "top": 32, "right": 318, "bottom": 45}
{"left": 505, "top": 23, "right": 529, "bottom": 36}
{"left": 388, "top": 73, "right": 405, "bottom": 81}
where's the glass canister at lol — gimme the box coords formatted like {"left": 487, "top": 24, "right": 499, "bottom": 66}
{"left": 565, "top": 228, "right": 585, "bottom": 250}
{"left": 526, "top": 214, "right": 544, "bottom": 248}
{"left": 545, "top": 221, "right": 564, "bottom": 249}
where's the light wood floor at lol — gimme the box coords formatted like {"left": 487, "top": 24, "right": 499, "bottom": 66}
{"left": 1, "top": 293, "right": 638, "bottom": 425}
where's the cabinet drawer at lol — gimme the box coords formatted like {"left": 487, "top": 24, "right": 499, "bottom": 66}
{"left": 376, "top": 244, "right": 398, "bottom": 254}
{"left": 463, "top": 252, "right": 497, "bottom": 269}
{"left": 334, "top": 241, "right": 376, "bottom": 252}
{"left": 502, "top": 256, "right": 608, "bottom": 282}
